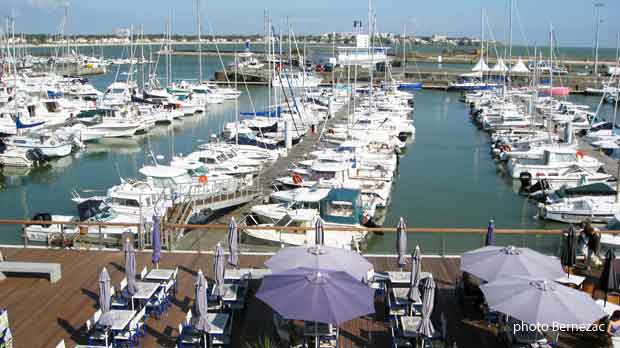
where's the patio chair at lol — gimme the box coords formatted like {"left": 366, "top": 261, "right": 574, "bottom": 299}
{"left": 86, "top": 319, "right": 108, "bottom": 347}
{"left": 146, "top": 287, "right": 168, "bottom": 317}
{"left": 135, "top": 306, "right": 147, "bottom": 337}
{"left": 110, "top": 286, "right": 129, "bottom": 310}
{"left": 172, "top": 266, "right": 179, "bottom": 295}
{"left": 177, "top": 323, "right": 201, "bottom": 348}
{"left": 114, "top": 313, "right": 141, "bottom": 347}
{"left": 140, "top": 266, "right": 148, "bottom": 280}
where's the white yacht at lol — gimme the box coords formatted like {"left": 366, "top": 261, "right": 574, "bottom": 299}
{"left": 507, "top": 149, "right": 603, "bottom": 179}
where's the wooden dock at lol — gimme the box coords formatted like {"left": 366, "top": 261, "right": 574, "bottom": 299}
{"left": 175, "top": 101, "right": 351, "bottom": 251}
{"left": 0, "top": 247, "right": 607, "bottom": 348}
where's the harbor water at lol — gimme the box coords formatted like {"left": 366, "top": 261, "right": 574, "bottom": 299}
{"left": 1, "top": 47, "right": 618, "bottom": 255}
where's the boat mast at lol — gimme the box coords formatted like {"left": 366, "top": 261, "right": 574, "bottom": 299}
{"left": 196, "top": 0, "right": 203, "bottom": 83}
{"left": 594, "top": 2, "right": 604, "bottom": 76}
{"left": 480, "top": 8, "right": 484, "bottom": 83}
{"left": 367, "top": 0, "right": 373, "bottom": 112}
{"left": 508, "top": 0, "right": 513, "bottom": 91}
{"left": 402, "top": 24, "right": 406, "bottom": 81}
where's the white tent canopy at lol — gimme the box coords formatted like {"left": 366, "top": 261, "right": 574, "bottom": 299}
{"left": 472, "top": 57, "right": 489, "bottom": 72}
{"left": 491, "top": 58, "right": 508, "bottom": 72}
{"left": 511, "top": 57, "right": 530, "bottom": 73}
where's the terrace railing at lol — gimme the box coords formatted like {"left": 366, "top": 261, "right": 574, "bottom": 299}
{"left": 1, "top": 219, "right": 620, "bottom": 257}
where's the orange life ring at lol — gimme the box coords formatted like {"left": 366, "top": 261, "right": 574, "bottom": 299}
{"left": 198, "top": 175, "right": 208, "bottom": 184}
{"left": 327, "top": 128, "right": 335, "bottom": 134}
{"left": 292, "top": 173, "right": 303, "bottom": 184}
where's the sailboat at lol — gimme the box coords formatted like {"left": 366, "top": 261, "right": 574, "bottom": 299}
{"left": 397, "top": 25, "right": 423, "bottom": 91}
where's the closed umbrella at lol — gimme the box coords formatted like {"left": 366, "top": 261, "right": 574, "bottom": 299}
{"left": 213, "top": 243, "right": 226, "bottom": 299}
{"left": 227, "top": 217, "right": 239, "bottom": 268}
{"left": 315, "top": 217, "right": 324, "bottom": 246}
{"left": 124, "top": 238, "right": 137, "bottom": 297}
{"left": 480, "top": 276, "right": 606, "bottom": 326}
{"left": 98, "top": 267, "right": 114, "bottom": 327}
{"left": 561, "top": 224, "right": 578, "bottom": 275}
{"left": 417, "top": 276, "right": 436, "bottom": 339}
{"left": 485, "top": 219, "right": 495, "bottom": 246}
{"left": 256, "top": 267, "right": 375, "bottom": 325}
{"left": 151, "top": 215, "right": 162, "bottom": 268}
{"left": 461, "top": 245, "right": 565, "bottom": 282}
{"left": 265, "top": 245, "right": 373, "bottom": 282}
{"left": 407, "top": 245, "right": 422, "bottom": 303}
{"left": 194, "top": 270, "right": 210, "bottom": 348}
{"left": 601, "top": 249, "right": 619, "bottom": 306}
{"left": 396, "top": 217, "right": 407, "bottom": 270}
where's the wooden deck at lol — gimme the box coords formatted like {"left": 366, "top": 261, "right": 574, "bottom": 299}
{"left": 0, "top": 247, "right": 605, "bottom": 348}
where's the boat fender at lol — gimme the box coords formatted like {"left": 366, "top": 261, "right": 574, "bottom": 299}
{"left": 575, "top": 151, "right": 584, "bottom": 159}
{"left": 292, "top": 173, "right": 303, "bottom": 184}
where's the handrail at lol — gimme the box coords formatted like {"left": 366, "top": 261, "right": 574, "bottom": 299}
{"left": 2, "top": 219, "right": 618, "bottom": 235}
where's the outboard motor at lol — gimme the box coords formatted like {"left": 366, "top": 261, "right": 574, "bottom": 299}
{"left": 519, "top": 172, "right": 533, "bottom": 192}
{"left": 0, "top": 138, "right": 6, "bottom": 154}
{"left": 32, "top": 212, "right": 53, "bottom": 227}
{"left": 25, "top": 148, "right": 48, "bottom": 164}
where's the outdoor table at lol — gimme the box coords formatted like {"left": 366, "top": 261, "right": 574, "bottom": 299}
{"left": 210, "top": 283, "right": 238, "bottom": 302}
{"left": 204, "top": 312, "right": 230, "bottom": 335}
{"left": 224, "top": 268, "right": 271, "bottom": 281}
{"left": 143, "top": 268, "right": 174, "bottom": 283}
{"left": 596, "top": 299, "right": 620, "bottom": 317}
{"left": 131, "top": 281, "right": 160, "bottom": 310}
{"left": 103, "top": 309, "right": 136, "bottom": 331}
{"left": 554, "top": 274, "right": 585, "bottom": 288}
{"left": 387, "top": 271, "right": 431, "bottom": 286}
{"left": 400, "top": 316, "right": 422, "bottom": 338}
{"left": 392, "top": 288, "right": 422, "bottom": 307}
{"left": 303, "top": 322, "right": 334, "bottom": 337}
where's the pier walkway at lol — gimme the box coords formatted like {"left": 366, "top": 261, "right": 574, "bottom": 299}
{"left": 175, "top": 101, "right": 352, "bottom": 251}
{"left": 0, "top": 247, "right": 604, "bottom": 348}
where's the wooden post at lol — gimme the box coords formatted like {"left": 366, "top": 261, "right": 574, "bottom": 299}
{"left": 22, "top": 225, "right": 28, "bottom": 248}
{"left": 0, "top": 249, "right": 5, "bottom": 281}
{"left": 98, "top": 225, "right": 103, "bottom": 250}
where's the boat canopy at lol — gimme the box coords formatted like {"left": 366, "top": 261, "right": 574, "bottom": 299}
{"left": 556, "top": 183, "right": 617, "bottom": 199}
{"left": 319, "top": 188, "right": 363, "bottom": 225}
{"left": 77, "top": 199, "right": 109, "bottom": 221}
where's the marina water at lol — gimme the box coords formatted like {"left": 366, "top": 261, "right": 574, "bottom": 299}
{"left": 0, "top": 46, "right": 618, "bottom": 254}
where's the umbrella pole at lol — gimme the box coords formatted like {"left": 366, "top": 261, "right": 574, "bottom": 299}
{"left": 204, "top": 332, "right": 207, "bottom": 348}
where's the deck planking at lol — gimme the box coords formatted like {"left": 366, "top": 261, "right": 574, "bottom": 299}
{"left": 0, "top": 247, "right": 604, "bottom": 348}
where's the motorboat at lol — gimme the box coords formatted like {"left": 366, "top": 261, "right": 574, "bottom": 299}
{"left": 538, "top": 196, "right": 620, "bottom": 224}
{"left": 5, "top": 133, "right": 73, "bottom": 157}
{"left": 244, "top": 188, "right": 372, "bottom": 250}
{"left": 507, "top": 149, "right": 603, "bottom": 179}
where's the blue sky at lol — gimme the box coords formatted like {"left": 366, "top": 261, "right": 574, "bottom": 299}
{"left": 4, "top": 0, "right": 620, "bottom": 48}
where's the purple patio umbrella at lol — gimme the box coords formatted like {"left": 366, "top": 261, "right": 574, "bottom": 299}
{"left": 227, "top": 217, "right": 239, "bottom": 268}
{"left": 315, "top": 217, "right": 324, "bottom": 246}
{"left": 98, "top": 267, "right": 114, "bottom": 327}
{"left": 485, "top": 219, "right": 495, "bottom": 246}
{"left": 396, "top": 217, "right": 407, "bottom": 270}
{"left": 407, "top": 245, "right": 422, "bottom": 303}
{"left": 194, "top": 270, "right": 210, "bottom": 348}
{"left": 256, "top": 267, "right": 375, "bottom": 325}
{"left": 151, "top": 215, "right": 162, "bottom": 268}
{"left": 417, "top": 276, "right": 436, "bottom": 338}
{"left": 460, "top": 245, "right": 565, "bottom": 282}
{"left": 480, "top": 276, "right": 606, "bottom": 326}
{"left": 124, "top": 238, "right": 137, "bottom": 296}
{"left": 601, "top": 249, "right": 619, "bottom": 306}
{"left": 213, "top": 243, "right": 226, "bottom": 299}
{"left": 265, "top": 245, "right": 373, "bottom": 282}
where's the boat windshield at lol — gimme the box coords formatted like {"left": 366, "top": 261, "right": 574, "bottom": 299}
{"left": 323, "top": 200, "right": 355, "bottom": 218}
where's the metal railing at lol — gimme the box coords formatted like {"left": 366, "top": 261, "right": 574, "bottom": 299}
{"left": 3, "top": 218, "right": 620, "bottom": 256}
